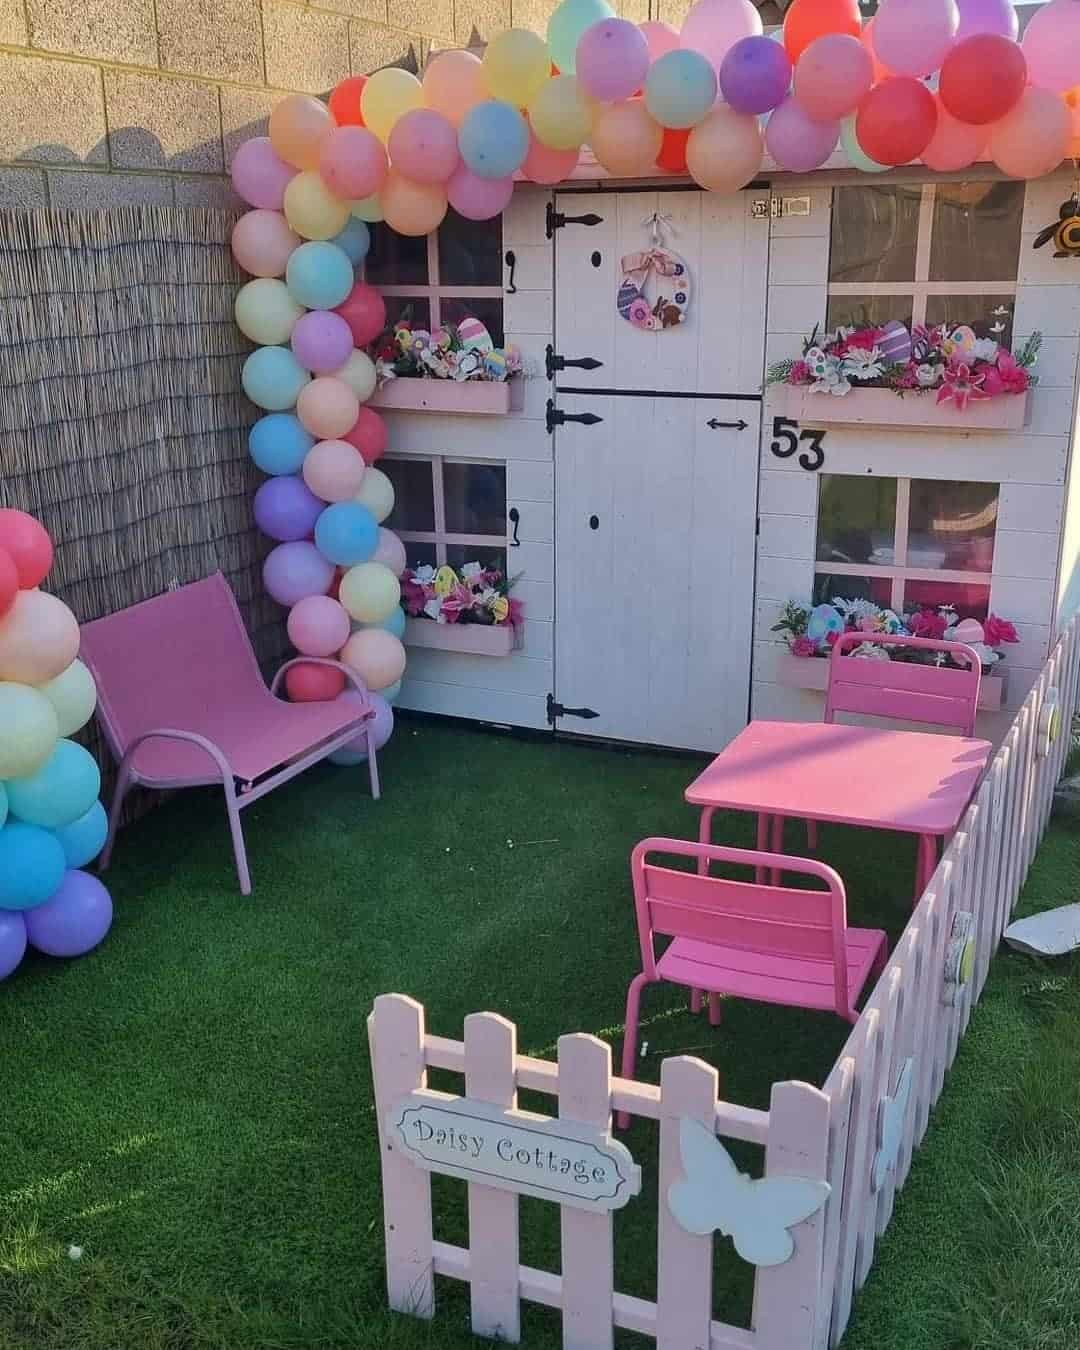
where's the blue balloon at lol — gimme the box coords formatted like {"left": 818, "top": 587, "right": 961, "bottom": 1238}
{"left": 241, "top": 346, "right": 311, "bottom": 412}
{"left": 380, "top": 678, "right": 402, "bottom": 705}
{"left": 248, "top": 413, "right": 315, "bottom": 476}
{"left": 354, "top": 606, "right": 405, "bottom": 640}
{"left": 645, "top": 49, "right": 718, "bottom": 129}
{"left": 286, "top": 241, "right": 354, "bottom": 309}
{"left": 332, "top": 217, "right": 371, "bottom": 266}
{"left": 51, "top": 800, "right": 109, "bottom": 869}
{"left": 7, "top": 740, "right": 101, "bottom": 829}
{"left": 314, "top": 502, "right": 379, "bottom": 566}
{"left": 0, "top": 782, "right": 6, "bottom": 830}
{"left": 458, "top": 100, "right": 529, "bottom": 180}
{"left": 0, "top": 821, "right": 66, "bottom": 911}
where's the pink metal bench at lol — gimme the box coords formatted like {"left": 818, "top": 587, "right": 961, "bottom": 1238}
{"left": 81, "top": 572, "right": 380, "bottom": 895}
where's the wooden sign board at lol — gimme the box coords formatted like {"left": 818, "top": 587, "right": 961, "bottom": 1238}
{"left": 388, "top": 1090, "right": 641, "bottom": 1212}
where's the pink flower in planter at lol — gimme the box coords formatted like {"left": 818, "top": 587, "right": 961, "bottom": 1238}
{"left": 789, "top": 359, "right": 810, "bottom": 385}
{"left": 984, "top": 614, "right": 1019, "bottom": 646}
{"left": 402, "top": 576, "right": 429, "bottom": 616}
{"left": 910, "top": 608, "right": 948, "bottom": 640}
{"left": 825, "top": 630, "right": 841, "bottom": 649}
{"left": 844, "top": 327, "right": 883, "bottom": 352}
{"left": 791, "top": 635, "right": 818, "bottom": 658}
{"left": 508, "top": 597, "right": 525, "bottom": 629}
{"left": 982, "top": 350, "right": 1030, "bottom": 398}
{"left": 936, "top": 362, "right": 988, "bottom": 411}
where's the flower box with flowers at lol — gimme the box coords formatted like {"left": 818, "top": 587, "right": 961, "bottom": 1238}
{"left": 401, "top": 562, "right": 523, "bottom": 658}
{"left": 368, "top": 318, "right": 524, "bottom": 417}
{"left": 767, "top": 324, "right": 1039, "bottom": 433}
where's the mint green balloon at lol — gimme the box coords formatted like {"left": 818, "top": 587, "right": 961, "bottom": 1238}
{"left": 6, "top": 739, "right": 101, "bottom": 829}
{"left": 547, "top": 0, "right": 615, "bottom": 74}
{"left": 841, "top": 117, "right": 888, "bottom": 174}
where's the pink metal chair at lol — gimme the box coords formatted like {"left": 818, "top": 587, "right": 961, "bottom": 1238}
{"left": 80, "top": 572, "right": 381, "bottom": 896}
{"left": 618, "top": 837, "right": 887, "bottom": 1126}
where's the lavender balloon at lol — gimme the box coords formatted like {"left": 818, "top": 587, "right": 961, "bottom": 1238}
{"left": 290, "top": 311, "right": 354, "bottom": 374}
{"left": 25, "top": 869, "right": 112, "bottom": 958}
{"left": 765, "top": 96, "right": 839, "bottom": 173}
{"left": 263, "top": 540, "right": 335, "bottom": 607}
{"left": 329, "top": 690, "right": 395, "bottom": 765}
{"left": 719, "top": 35, "right": 792, "bottom": 115}
{"left": 0, "top": 909, "right": 26, "bottom": 980}
{"left": 576, "top": 18, "right": 650, "bottom": 102}
{"left": 253, "top": 476, "right": 325, "bottom": 542}
{"left": 956, "top": 0, "right": 1017, "bottom": 40}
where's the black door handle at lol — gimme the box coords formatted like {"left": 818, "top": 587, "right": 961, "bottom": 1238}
{"left": 508, "top": 507, "right": 520, "bottom": 545}
{"left": 504, "top": 250, "right": 517, "bottom": 294}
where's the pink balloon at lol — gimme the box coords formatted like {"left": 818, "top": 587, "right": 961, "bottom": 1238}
{"left": 446, "top": 165, "right": 514, "bottom": 221}
{"left": 287, "top": 594, "right": 352, "bottom": 658}
{"left": 522, "top": 131, "right": 579, "bottom": 184}
{"left": 302, "top": 439, "right": 367, "bottom": 503}
{"left": 576, "top": 19, "right": 650, "bottom": 102}
{"left": 872, "top": 0, "right": 958, "bottom": 79}
{"left": 956, "top": 0, "right": 1018, "bottom": 40}
{"left": 290, "top": 311, "right": 355, "bottom": 374}
{"left": 922, "top": 98, "right": 987, "bottom": 170}
{"left": 794, "top": 34, "right": 873, "bottom": 122}
{"left": 372, "top": 527, "right": 407, "bottom": 576}
{"left": 318, "top": 126, "right": 388, "bottom": 200}
{"left": 231, "top": 137, "right": 297, "bottom": 210}
{"left": 1022, "top": 0, "right": 1080, "bottom": 93}
{"left": 231, "top": 210, "right": 300, "bottom": 278}
{"left": 388, "top": 108, "right": 460, "bottom": 184}
{"left": 679, "top": 0, "right": 763, "bottom": 73}
{"left": 989, "top": 85, "right": 1070, "bottom": 178}
{"left": 765, "top": 96, "right": 839, "bottom": 172}
{"left": 640, "top": 20, "right": 680, "bottom": 62}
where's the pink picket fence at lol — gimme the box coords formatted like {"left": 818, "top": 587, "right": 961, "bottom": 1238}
{"left": 368, "top": 615, "right": 1080, "bottom": 1350}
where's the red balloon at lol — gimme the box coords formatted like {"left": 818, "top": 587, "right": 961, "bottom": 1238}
{"left": 342, "top": 406, "right": 388, "bottom": 465}
{"left": 939, "top": 35, "right": 1026, "bottom": 126}
{"left": 285, "top": 661, "right": 346, "bottom": 702}
{"left": 855, "top": 77, "right": 938, "bottom": 166}
{"left": 0, "top": 509, "right": 53, "bottom": 589}
{"left": 783, "top": 0, "right": 862, "bottom": 64}
{"left": 329, "top": 76, "right": 367, "bottom": 127}
{"left": 657, "top": 127, "right": 691, "bottom": 174}
{"left": 334, "top": 282, "right": 387, "bottom": 348}
{"left": 0, "top": 546, "right": 17, "bottom": 617}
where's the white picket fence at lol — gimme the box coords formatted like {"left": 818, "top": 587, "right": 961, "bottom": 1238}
{"left": 369, "top": 614, "right": 1080, "bottom": 1350}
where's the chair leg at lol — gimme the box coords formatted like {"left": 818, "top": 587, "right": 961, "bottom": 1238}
{"left": 366, "top": 724, "right": 381, "bottom": 801}
{"left": 222, "top": 781, "right": 252, "bottom": 896}
{"left": 770, "top": 815, "right": 786, "bottom": 885}
{"left": 806, "top": 819, "right": 819, "bottom": 852}
{"left": 690, "top": 808, "right": 716, "bottom": 1012}
{"left": 756, "top": 813, "right": 770, "bottom": 884}
{"left": 618, "top": 972, "right": 650, "bottom": 1130}
{"left": 690, "top": 989, "right": 703, "bottom": 1015}
{"left": 98, "top": 763, "right": 133, "bottom": 872}
{"left": 708, "top": 993, "right": 723, "bottom": 1027}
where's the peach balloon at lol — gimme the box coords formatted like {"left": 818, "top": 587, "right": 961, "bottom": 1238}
{"left": 640, "top": 20, "right": 680, "bottom": 62}
{"left": 922, "top": 99, "right": 987, "bottom": 171}
{"left": 423, "top": 50, "right": 487, "bottom": 128}
{"left": 0, "top": 590, "right": 80, "bottom": 684}
{"left": 283, "top": 171, "right": 350, "bottom": 241}
{"left": 302, "top": 439, "right": 367, "bottom": 502}
{"left": 380, "top": 169, "right": 448, "bottom": 236}
{"left": 231, "top": 210, "right": 301, "bottom": 278}
{"left": 372, "top": 527, "right": 407, "bottom": 576}
{"left": 989, "top": 86, "right": 1070, "bottom": 180}
{"left": 269, "top": 94, "right": 334, "bottom": 170}
{"left": 522, "top": 130, "right": 580, "bottom": 184}
{"left": 794, "top": 33, "right": 873, "bottom": 122}
{"left": 340, "top": 627, "right": 407, "bottom": 691}
{"left": 589, "top": 101, "right": 663, "bottom": 177}
{"left": 296, "top": 377, "right": 362, "bottom": 440}
{"left": 1067, "top": 88, "right": 1080, "bottom": 158}
{"left": 686, "top": 105, "right": 763, "bottom": 192}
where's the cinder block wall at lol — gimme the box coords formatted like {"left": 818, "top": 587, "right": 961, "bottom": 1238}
{"left": 0, "top": 0, "right": 759, "bottom": 211}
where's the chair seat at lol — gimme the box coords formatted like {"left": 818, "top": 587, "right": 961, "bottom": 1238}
{"left": 656, "top": 926, "right": 886, "bottom": 1014}
{"left": 128, "top": 691, "right": 372, "bottom": 786}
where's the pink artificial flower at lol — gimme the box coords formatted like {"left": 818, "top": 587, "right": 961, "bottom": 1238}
{"left": 937, "top": 362, "right": 988, "bottom": 411}
{"left": 845, "top": 328, "right": 882, "bottom": 352}
{"left": 401, "top": 576, "right": 429, "bottom": 616}
{"left": 791, "top": 635, "right": 818, "bottom": 658}
{"left": 894, "top": 362, "right": 920, "bottom": 390}
{"left": 985, "top": 350, "right": 1030, "bottom": 397}
{"left": 439, "top": 582, "right": 473, "bottom": 624}
{"left": 910, "top": 608, "right": 948, "bottom": 640}
{"left": 789, "top": 359, "right": 810, "bottom": 385}
{"left": 825, "top": 630, "right": 841, "bottom": 648}
{"left": 984, "top": 614, "right": 1019, "bottom": 646}
{"left": 508, "top": 597, "right": 525, "bottom": 629}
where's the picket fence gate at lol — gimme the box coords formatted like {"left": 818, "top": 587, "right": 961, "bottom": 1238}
{"left": 369, "top": 614, "right": 1080, "bottom": 1350}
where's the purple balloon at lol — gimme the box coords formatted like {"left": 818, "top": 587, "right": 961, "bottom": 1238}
{"left": 24, "top": 869, "right": 112, "bottom": 958}
{"left": 719, "top": 35, "right": 792, "bottom": 115}
{"left": 765, "top": 96, "right": 839, "bottom": 173}
{"left": 329, "top": 690, "right": 394, "bottom": 764}
{"left": 231, "top": 136, "right": 297, "bottom": 210}
{"left": 290, "top": 311, "right": 355, "bottom": 375}
{"left": 0, "top": 909, "right": 26, "bottom": 980}
{"left": 576, "top": 18, "right": 650, "bottom": 102}
{"left": 263, "top": 540, "right": 336, "bottom": 607}
{"left": 253, "top": 476, "right": 325, "bottom": 542}
{"left": 956, "top": 0, "right": 1018, "bottom": 40}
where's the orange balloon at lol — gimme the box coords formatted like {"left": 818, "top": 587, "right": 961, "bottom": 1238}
{"left": 989, "top": 86, "right": 1070, "bottom": 180}
{"left": 380, "top": 169, "right": 448, "bottom": 236}
{"left": 1066, "top": 87, "right": 1080, "bottom": 158}
{"left": 423, "top": 50, "right": 486, "bottom": 128}
{"left": 783, "top": 0, "right": 861, "bottom": 64}
{"left": 269, "top": 94, "right": 333, "bottom": 170}
{"left": 657, "top": 126, "right": 691, "bottom": 174}
{"left": 329, "top": 75, "right": 367, "bottom": 127}
{"left": 686, "top": 106, "right": 763, "bottom": 193}
{"left": 589, "top": 101, "right": 663, "bottom": 177}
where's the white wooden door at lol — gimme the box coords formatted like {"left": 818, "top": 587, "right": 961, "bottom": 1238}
{"left": 552, "top": 189, "right": 768, "bottom": 751}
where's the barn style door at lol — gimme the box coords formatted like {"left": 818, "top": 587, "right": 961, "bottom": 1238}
{"left": 551, "top": 189, "right": 768, "bottom": 751}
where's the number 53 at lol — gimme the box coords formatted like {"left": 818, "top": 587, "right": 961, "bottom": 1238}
{"left": 771, "top": 416, "right": 826, "bottom": 472}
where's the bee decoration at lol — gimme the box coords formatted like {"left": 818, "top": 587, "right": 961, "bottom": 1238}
{"left": 1033, "top": 195, "right": 1080, "bottom": 258}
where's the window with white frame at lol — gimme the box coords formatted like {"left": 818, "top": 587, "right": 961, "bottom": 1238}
{"left": 381, "top": 454, "right": 508, "bottom": 577}
{"left": 364, "top": 210, "right": 505, "bottom": 343}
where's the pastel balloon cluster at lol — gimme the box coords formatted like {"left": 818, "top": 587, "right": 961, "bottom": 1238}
{"left": 0, "top": 510, "right": 113, "bottom": 982}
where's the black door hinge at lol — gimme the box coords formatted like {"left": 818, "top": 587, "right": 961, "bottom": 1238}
{"left": 547, "top": 202, "right": 604, "bottom": 239}
{"left": 545, "top": 344, "right": 604, "bottom": 381}
{"left": 546, "top": 399, "right": 603, "bottom": 433}
{"left": 547, "top": 694, "right": 599, "bottom": 726}
{"left": 707, "top": 418, "right": 749, "bottom": 430}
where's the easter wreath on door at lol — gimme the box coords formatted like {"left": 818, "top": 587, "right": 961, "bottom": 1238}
{"left": 616, "top": 212, "right": 690, "bottom": 332}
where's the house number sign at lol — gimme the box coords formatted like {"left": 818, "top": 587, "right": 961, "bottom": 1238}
{"left": 771, "top": 416, "right": 827, "bottom": 472}
{"left": 388, "top": 1092, "right": 641, "bottom": 1212}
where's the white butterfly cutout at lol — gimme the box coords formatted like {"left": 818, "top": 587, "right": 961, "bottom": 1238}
{"left": 872, "top": 1057, "right": 915, "bottom": 1193}
{"left": 667, "top": 1118, "right": 831, "bottom": 1267}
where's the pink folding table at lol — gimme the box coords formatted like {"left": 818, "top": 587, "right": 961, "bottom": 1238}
{"left": 685, "top": 720, "right": 993, "bottom": 898}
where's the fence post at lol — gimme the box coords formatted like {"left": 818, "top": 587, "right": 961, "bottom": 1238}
{"left": 558, "top": 1033, "right": 616, "bottom": 1350}
{"left": 368, "top": 993, "right": 434, "bottom": 1319}
{"left": 464, "top": 1011, "right": 521, "bottom": 1342}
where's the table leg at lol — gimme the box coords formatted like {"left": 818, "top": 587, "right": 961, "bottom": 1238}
{"left": 916, "top": 834, "right": 938, "bottom": 900}
{"left": 697, "top": 807, "right": 715, "bottom": 876}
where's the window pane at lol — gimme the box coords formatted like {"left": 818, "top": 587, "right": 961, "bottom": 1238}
{"left": 440, "top": 296, "right": 505, "bottom": 347}
{"left": 444, "top": 461, "right": 506, "bottom": 536}
{"left": 929, "top": 181, "right": 1024, "bottom": 283}
{"left": 813, "top": 573, "right": 893, "bottom": 608}
{"left": 826, "top": 295, "right": 914, "bottom": 334}
{"left": 364, "top": 224, "right": 429, "bottom": 285}
{"left": 816, "top": 475, "right": 897, "bottom": 567}
{"left": 381, "top": 457, "right": 436, "bottom": 532}
{"left": 829, "top": 185, "right": 920, "bottom": 284}
{"left": 401, "top": 541, "right": 438, "bottom": 570}
{"left": 908, "top": 480, "right": 998, "bottom": 573}
{"left": 923, "top": 295, "right": 1014, "bottom": 349}
{"left": 903, "top": 579, "right": 990, "bottom": 622}
{"left": 438, "top": 210, "right": 502, "bottom": 286}
{"left": 446, "top": 543, "right": 508, "bottom": 577}
{"left": 379, "top": 296, "right": 431, "bottom": 335}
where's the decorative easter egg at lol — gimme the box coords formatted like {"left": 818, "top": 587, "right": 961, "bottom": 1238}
{"left": 484, "top": 350, "right": 508, "bottom": 379}
{"left": 947, "top": 324, "right": 978, "bottom": 359}
{"left": 807, "top": 603, "right": 844, "bottom": 643}
{"left": 877, "top": 320, "right": 912, "bottom": 365}
{"left": 458, "top": 316, "right": 494, "bottom": 353}
{"left": 953, "top": 617, "right": 985, "bottom": 645}
{"left": 617, "top": 279, "right": 640, "bottom": 319}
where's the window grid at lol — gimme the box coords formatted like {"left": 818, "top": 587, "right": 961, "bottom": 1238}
{"left": 375, "top": 233, "right": 503, "bottom": 333}
{"left": 387, "top": 453, "right": 508, "bottom": 568}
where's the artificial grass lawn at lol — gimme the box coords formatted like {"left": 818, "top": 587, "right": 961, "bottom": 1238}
{"left": 0, "top": 720, "right": 1076, "bottom": 1349}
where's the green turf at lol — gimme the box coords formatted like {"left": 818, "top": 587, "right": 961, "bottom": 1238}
{"left": 0, "top": 720, "right": 1075, "bottom": 1349}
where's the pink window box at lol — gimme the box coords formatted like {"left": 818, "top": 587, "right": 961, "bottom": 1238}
{"left": 369, "top": 378, "right": 523, "bottom": 416}
{"left": 775, "top": 652, "right": 1006, "bottom": 710}
{"left": 404, "top": 618, "right": 517, "bottom": 656}
{"left": 777, "top": 384, "right": 1030, "bottom": 433}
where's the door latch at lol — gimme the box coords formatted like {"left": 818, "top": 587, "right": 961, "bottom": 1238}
{"left": 547, "top": 694, "right": 599, "bottom": 725}
{"left": 546, "top": 400, "right": 604, "bottom": 433}
{"left": 706, "top": 418, "right": 749, "bottom": 430}
{"left": 545, "top": 344, "right": 604, "bottom": 380}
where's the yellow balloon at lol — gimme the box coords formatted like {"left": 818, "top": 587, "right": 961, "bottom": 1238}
{"left": 339, "top": 562, "right": 401, "bottom": 624}
{"left": 284, "top": 171, "right": 350, "bottom": 241}
{"left": 350, "top": 194, "right": 384, "bottom": 222}
{"left": 334, "top": 349, "right": 378, "bottom": 403}
{"left": 483, "top": 29, "right": 551, "bottom": 106}
{"left": 269, "top": 94, "right": 333, "bottom": 170}
{"left": 0, "top": 682, "right": 59, "bottom": 778}
{"left": 686, "top": 106, "right": 763, "bottom": 193}
{"left": 354, "top": 466, "right": 395, "bottom": 523}
{"left": 528, "top": 75, "right": 592, "bottom": 151}
{"left": 38, "top": 658, "right": 97, "bottom": 738}
{"left": 380, "top": 170, "right": 448, "bottom": 237}
{"left": 361, "top": 67, "right": 424, "bottom": 143}
{"left": 234, "top": 279, "right": 305, "bottom": 345}
{"left": 589, "top": 101, "right": 663, "bottom": 177}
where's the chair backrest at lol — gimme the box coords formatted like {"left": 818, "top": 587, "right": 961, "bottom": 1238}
{"left": 80, "top": 572, "right": 268, "bottom": 759}
{"left": 630, "top": 837, "right": 854, "bottom": 1017}
{"left": 824, "top": 632, "right": 982, "bottom": 736}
